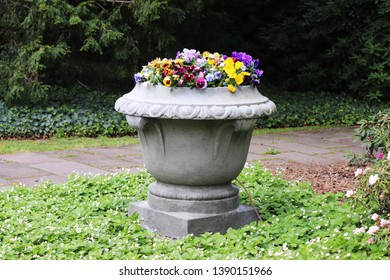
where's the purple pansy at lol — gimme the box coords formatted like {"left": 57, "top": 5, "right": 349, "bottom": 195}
{"left": 205, "top": 73, "right": 215, "bottom": 82}
{"left": 231, "top": 51, "right": 260, "bottom": 68}
{"left": 196, "top": 57, "right": 207, "bottom": 67}
{"left": 255, "top": 69, "right": 264, "bottom": 77}
{"left": 214, "top": 71, "right": 222, "bottom": 80}
{"left": 134, "top": 73, "right": 143, "bottom": 83}
{"left": 182, "top": 48, "right": 197, "bottom": 63}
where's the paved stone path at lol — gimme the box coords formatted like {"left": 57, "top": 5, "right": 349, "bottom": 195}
{"left": 0, "top": 127, "right": 363, "bottom": 189}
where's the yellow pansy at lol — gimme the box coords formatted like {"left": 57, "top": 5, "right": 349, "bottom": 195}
{"left": 227, "top": 84, "right": 236, "bottom": 93}
{"left": 203, "top": 51, "right": 211, "bottom": 58}
{"left": 207, "top": 59, "right": 216, "bottom": 65}
{"left": 223, "top": 57, "right": 240, "bottom": 78}
{"left": 235, "top": 61, "right": 244, "bottom": 70}
{"left": 235, "top": 71, "right": 250, "bottom": 85}
{"left": 150, "top": 58, "right": 161, "bottom": 68}
{"left": 161, "top": 58, "right": 171, "bottom": 69}
{"left": 224, "top": 57, "right": 234, "bottom": 67}
{"left": 163, "top": 76, "right": 172, "bottom": 87}
{"left": 174, "top": 58, "right": 184, "bottom": 65}
{"left": 212, "top": 52, "right": 220, "bottom": 60}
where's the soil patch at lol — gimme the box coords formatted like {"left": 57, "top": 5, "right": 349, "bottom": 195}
{"left": 263, "top": 161, "right": 358, "bottom": 194}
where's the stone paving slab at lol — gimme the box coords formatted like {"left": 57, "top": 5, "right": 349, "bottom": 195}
{"left": 51, "top": 152, "right": 131, "bottom": 169}
{"left": 0, "top": 126, "right": 364, "bottom": 188}
{"left": 0, "top": 152, "right": 63, "bottom": 165}
{"left": 29, "top": 161, "right": 112, "bottom": 177}
{"left": 263, "top": 141, "right": 331, "bottom": 155}
{"left": 291, "top": 137, "right": 351, "bottom": 149}
{"left": 0, "top": 160, "right": 50, "bottom": 179}
{"left": 274, "top": 152, "right": 334, "bottom": 164}
{"left": 84, "top": 146, "right": 142, "bottom": 157}
{"left": 248, "top": 143, "right": 289, "bottom": 155}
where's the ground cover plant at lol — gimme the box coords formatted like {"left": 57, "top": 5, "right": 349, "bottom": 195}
{"left": 0, "top": 164, "right": 388, "bottom": 260}
{"left": 257, "top": 88, "right": 389, "bottom": 128}
{"left": 0, "top": 88, "right": 135, "bottom": 139}
{"left": 1, "top": 87, "right": 388, "bottom": 139}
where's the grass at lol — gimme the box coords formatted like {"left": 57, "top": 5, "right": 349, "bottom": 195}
{"left": 261, "top": 148, "right": 281, "bottom": 155}
{"left": 252, "top": 124, "right": 346, "bottom": 135}
{"left": 0, "top": 164, "right": 388, "bottom": 260}
{"left": 0, "top": 136, "right": 139, "bottom": 154}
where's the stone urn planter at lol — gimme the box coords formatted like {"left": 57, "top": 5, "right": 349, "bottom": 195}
{"left": 115, "top": 82, "right": 276, "bottom": 237}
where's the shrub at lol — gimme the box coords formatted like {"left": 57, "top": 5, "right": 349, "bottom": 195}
{"left": 0, "top": 88, "right": 136, "bottom": 139}
{"left": 258, "top": 0, "right": 390, "bottom": 101}
{"left": 256, "top": 88, "right": 389, "bottom": 128}
{"left": 354, "top": 109, "right": 390, "bottom": 159}
{"left": 349, "top": 156, "right": 390, "bottom": 214}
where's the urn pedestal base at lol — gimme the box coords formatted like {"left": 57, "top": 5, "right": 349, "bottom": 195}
{"left": 129, "top": 201, "right": 258, "bottom": 238}
{"left": 130, "top": 181, "right": 259, "bottom": 237}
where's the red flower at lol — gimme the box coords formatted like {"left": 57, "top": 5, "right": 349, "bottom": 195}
{"left": 185, "top": 65, "right": 195, "bottom": 73}
{"left": 183, "top": 73, "right": 194, "bottom": 82}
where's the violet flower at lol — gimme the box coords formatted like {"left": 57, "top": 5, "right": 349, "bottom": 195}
{"left": 205, "top": 73, "right": 215, "bottom": 82}
{"left": 182, "top": 48, "right": 197, "bottom": 63}
{"left": 134, "top": 73, "right": 143, "bottom": 83}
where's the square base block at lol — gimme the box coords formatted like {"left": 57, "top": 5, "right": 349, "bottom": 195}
{"left": 129, "top": 201, "right": 258, "bottom": 238}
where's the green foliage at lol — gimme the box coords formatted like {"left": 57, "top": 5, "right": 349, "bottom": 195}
{"left": 354, "top": 109, "right": 390, "bottom": 158}
{"left": 1, "top": 87, "right": 388, "bottom": 139}
{"left": 351, "top": 159, "right": 390, "bottom": 214}
{"left": 0, "top": 0, "right": 204, "bottom": 105}
{"left": 348, "top": 109, "right": 390, "bottom": 215}
{"left": 257, "top": 0, "right": 390, "bottom": 100}
{"left": 0, "top": 87, "right": 135, "bottom": 138}
{"left": 256, "top": 87, "right": 389, "bottom": 128}
{"left": 2, "top": 0, "right": 389, "bottom": 105}
{"left": 0, "top": 164, "right": 388, "bottom": 260}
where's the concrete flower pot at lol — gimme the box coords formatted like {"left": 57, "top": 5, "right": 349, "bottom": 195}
{"left": 115, "top": 83, "right": 276, "bottom": 237}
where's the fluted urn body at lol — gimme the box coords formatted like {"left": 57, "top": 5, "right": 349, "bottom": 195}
{"left": 115, "top": 83, "right": 276, "bottom": 237}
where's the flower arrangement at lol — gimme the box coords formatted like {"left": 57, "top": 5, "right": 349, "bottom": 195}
{"left": 134, "top": 48, "right": 264, "bottom": 93}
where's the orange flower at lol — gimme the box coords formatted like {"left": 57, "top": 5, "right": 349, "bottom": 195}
{"left": 161, "top": 58, "right": 172, "bottom": 69}
{"left": 150, "top": 58, "right": 161, "bottom": 68}
{"left": 163, "top": 68, "right": 174, "bottom": 77}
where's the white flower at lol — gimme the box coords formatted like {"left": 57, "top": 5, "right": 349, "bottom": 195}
{"left": 345, "top": 190, "right": 355, "bottom": 198}
{"left": 367, "top": 225, "right": 379, "bottom": 235}
{"left": 371, "top": 213, "right": 380, "bottom": 221}
{"left": 354, "top": 168, "right": 363, "bottom": 177}
{"left": 353, "top": 227, "right": 365, "bottom": 234}
{"left": 368, "top": 174, "right": 380, "bottom": 185}
{"left": 387, "top": 151, "right": 390, "bottom": 161}
{"left": 380, "top": 219, "right": 390, "bottom": 228}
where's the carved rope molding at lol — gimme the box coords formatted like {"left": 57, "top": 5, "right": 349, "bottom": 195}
{"left": 115, "top": 98, "right": 276, "bottom": 120}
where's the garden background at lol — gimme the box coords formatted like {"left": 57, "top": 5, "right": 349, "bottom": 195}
{"left": 1, "top": 0, "right": 389, "bottom": 139}
{"left": 0, "top": 0, "right": 389, "bottom": 261}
